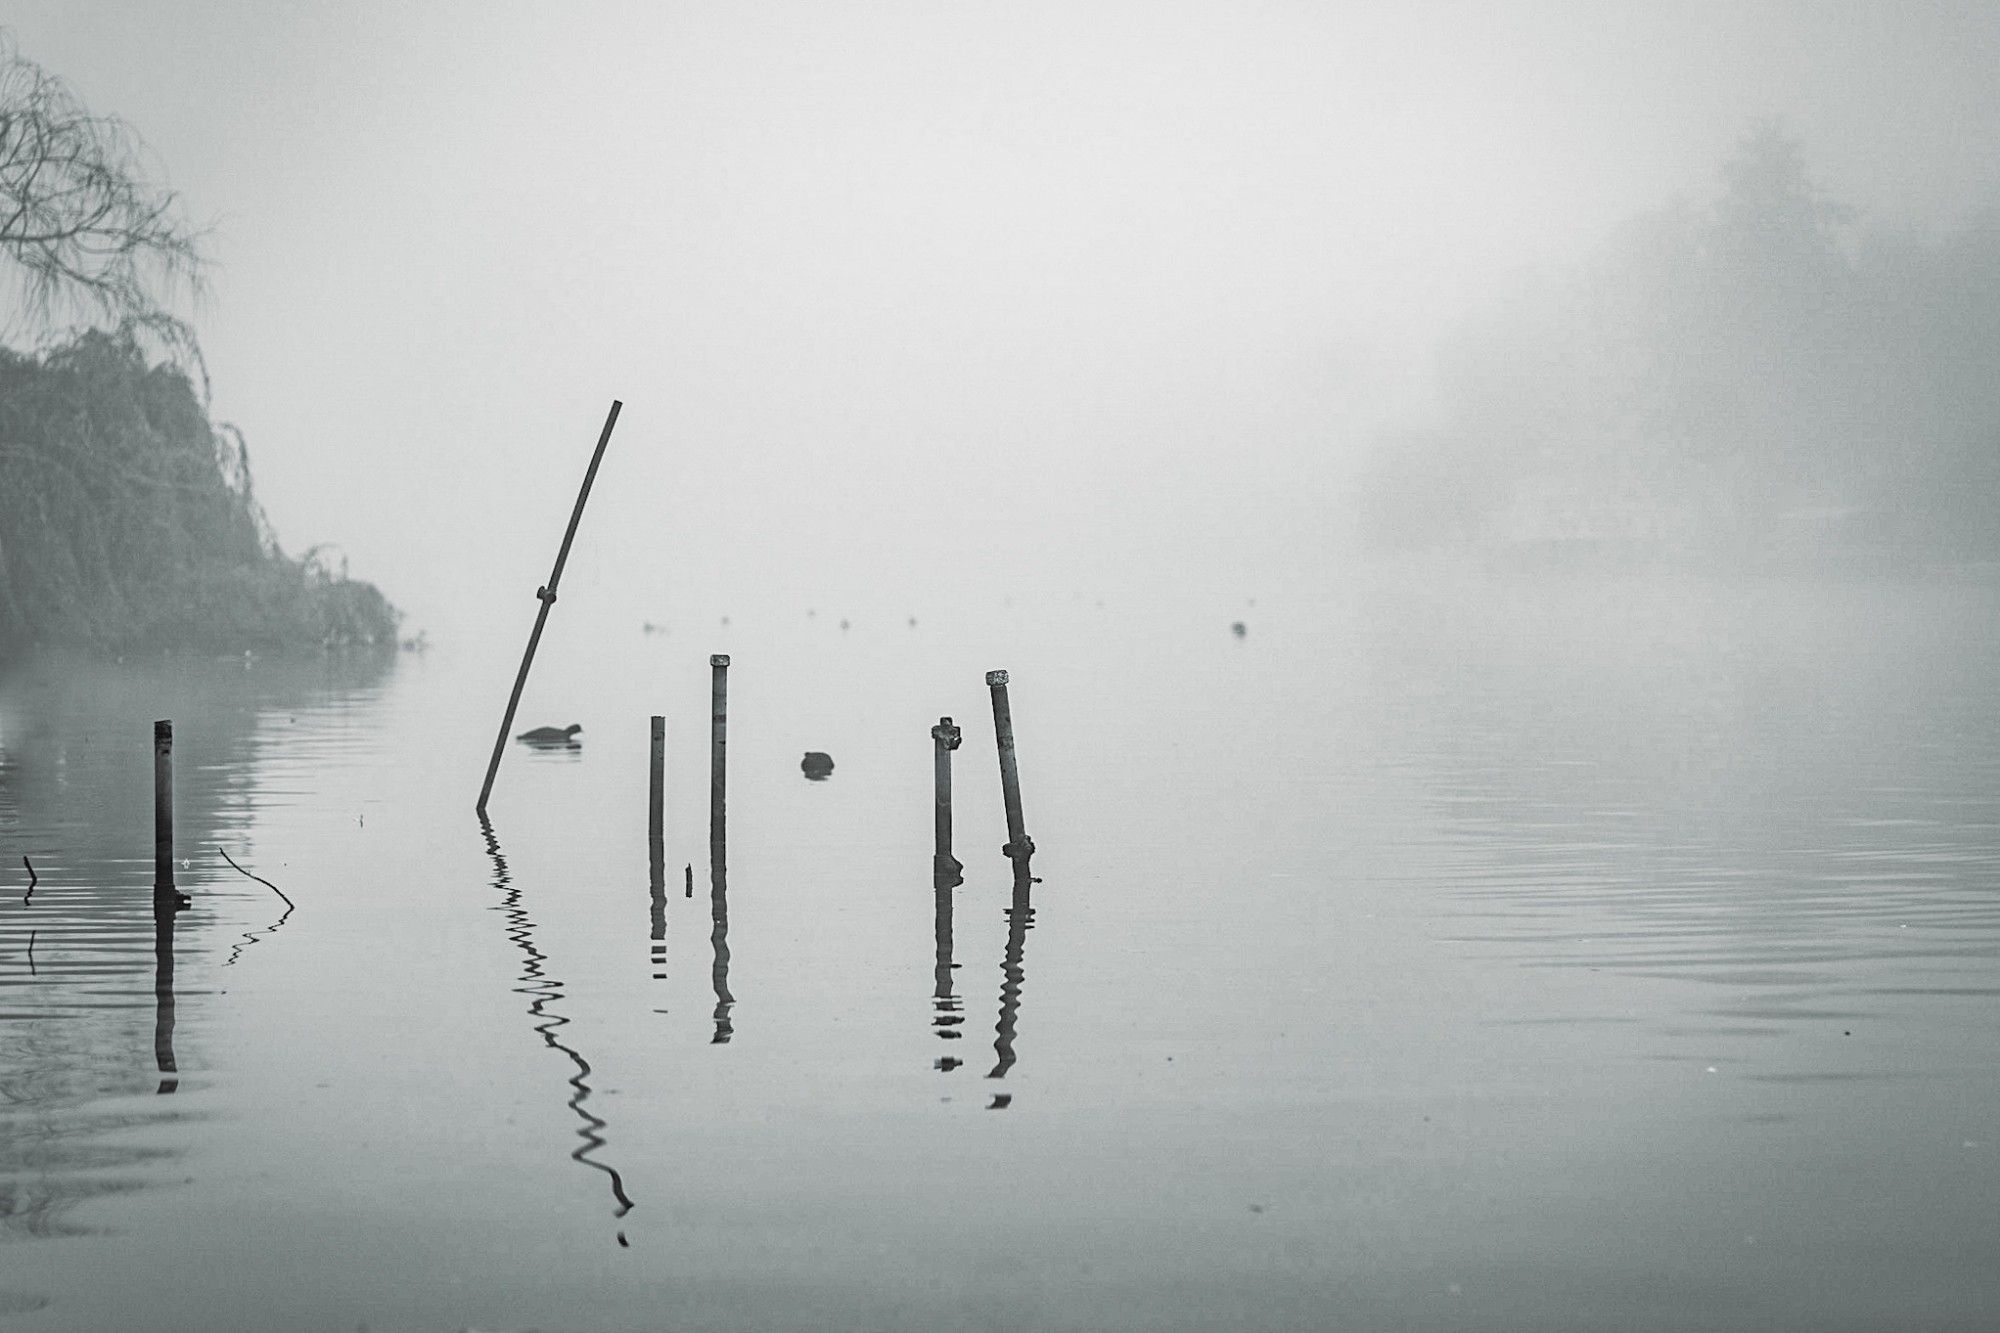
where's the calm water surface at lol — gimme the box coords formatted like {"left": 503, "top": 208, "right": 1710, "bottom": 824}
{"left": 2, "top": 573, "right": 1997, "bottom": 1330}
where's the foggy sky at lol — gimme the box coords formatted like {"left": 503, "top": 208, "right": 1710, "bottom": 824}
{"left": 8, "top": 2, "right": 1999, "bottom": 635}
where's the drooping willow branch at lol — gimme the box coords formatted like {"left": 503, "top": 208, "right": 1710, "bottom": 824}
{"left": 0, "top": 32, "right": 208, "bottom": 362}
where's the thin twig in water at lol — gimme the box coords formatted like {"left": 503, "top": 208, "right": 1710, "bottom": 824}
{"left": 217, "top": 847, "right": 294, "bottom": 909}
{"left": 22, "top": 855, "right": 35, "bottom": 906}
{"left": 27, "top": 929, "right": 36, "bottom": 974}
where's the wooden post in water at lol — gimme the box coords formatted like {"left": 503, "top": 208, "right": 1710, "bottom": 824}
{"left": 475, "top": 399, "right": 623, "bottom": 813}
{"left": 649, "top": 717, "right": 667, "bottom": 982}
{"left": 153, "top": 720, "right": 174, "bottom": 891}
{"left": 932, "top": 716, "right": 963, "bottom": 883}
{"left": 648, "top": 714, "right": 666, "bottom": 884}
{"left": 985, "top": 671, "right": 1035, "bottom": 863}
{"left": 709, "top": 655, "right": 729, "bottom": 875}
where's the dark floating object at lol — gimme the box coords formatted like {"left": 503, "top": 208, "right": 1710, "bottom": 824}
{"left": 516, "top": 723, "right": 582, "bottom": 745}
{"left": 801, "top": 751, "right": 835, "bottom": 781}
{"left": 1231, "top": 621, "right": 1247, "bottom": 639}
{"left": 839, "top": 619, "right": 850, "bottom": 631}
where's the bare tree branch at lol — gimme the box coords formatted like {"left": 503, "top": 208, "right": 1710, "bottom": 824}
{"left": 0, "top": 31, "right": 208, "bottom": 365}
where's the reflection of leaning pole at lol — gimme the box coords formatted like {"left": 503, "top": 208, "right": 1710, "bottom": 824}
{"left": 475, "top": 400, "right": 623, "bottom": 814}
{"left": 989, "top": 867, "right": 1035, "bottom": 1087}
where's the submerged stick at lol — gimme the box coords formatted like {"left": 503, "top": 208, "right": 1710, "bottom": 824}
{"left": 475, "top": 399, "right": 623, "bottom": 813}
{"left": 22, "top": 855, "right": 35, "bottom": 905}
{"left": 218, "top": 847, "right": 295, "bottom": 909}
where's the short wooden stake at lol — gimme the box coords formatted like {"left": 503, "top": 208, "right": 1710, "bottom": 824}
{"left": 648, "top": 714, "right": 666, "bottom": 884}
{"left": 709, "top": 655, "right": 729, "bottom": 872}
{"left": 985, "top": 671, "right": 1035, "bottom": 862}
{"left": 153, "top": 719, "right": 174, "bottom": 890}
{"left": 931, "top": 716, "right": 963, "bottom": 883}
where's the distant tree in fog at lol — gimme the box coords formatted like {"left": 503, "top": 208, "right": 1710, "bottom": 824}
{"left": 0, "top": 32, "right": 205, "bottom": 357}
{"left": 1358, "top": 124, "right": 2000, "bottom": 567}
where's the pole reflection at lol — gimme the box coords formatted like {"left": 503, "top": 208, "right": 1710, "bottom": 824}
{"left": 933, "top": 872, "right": 963, "bottom": 1061}
{"left": 477, "top": 813, "right": 634, "bottom": 1219}
{"left": 649, "top": 850, "right": 667, "bottom": 1003}
{"left": 152, "top": 889, "right": 182, "bottom": 1095}
{"left": 987, "top": 864, "right": 1036, "bottom": 1101}
{"left": 710, "top": 840, "right": 733, "bottom": 1044}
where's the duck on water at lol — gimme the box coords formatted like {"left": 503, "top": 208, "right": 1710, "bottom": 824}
{"left": 517, "top": 723, "right": 582, "bottom": 746}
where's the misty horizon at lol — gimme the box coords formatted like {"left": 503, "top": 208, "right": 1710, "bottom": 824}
{"left": 8, "top": 3, "right": 2000, "bottom": 639}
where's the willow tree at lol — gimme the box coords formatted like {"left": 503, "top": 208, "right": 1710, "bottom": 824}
{"left": 0, "top": 31, "right": 206, "bottom": 356}
{"left": 0, "top": 33, "right": 398, "bottom": 653}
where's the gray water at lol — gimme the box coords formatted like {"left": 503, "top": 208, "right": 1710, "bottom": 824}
{"left": 2, "top": 572, "right": 1998, "bottom": 1331}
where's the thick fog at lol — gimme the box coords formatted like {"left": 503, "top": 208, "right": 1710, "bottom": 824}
{"left": 8, "top": 2, "right": 2000, "bottom": 636}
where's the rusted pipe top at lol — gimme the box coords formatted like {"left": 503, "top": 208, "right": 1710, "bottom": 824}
{"left": 985, "top": 670, "right": 1009, "bottom": 688}
{"left": 931, "top": 718, "right": 962, "bottom": 749}
{"left": 711, "top": 654, "right": 730, "bottom": 668}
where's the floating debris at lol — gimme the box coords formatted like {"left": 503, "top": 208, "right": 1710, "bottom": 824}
{"left": 218, "top": 846, "right": 294, "bottom": 909}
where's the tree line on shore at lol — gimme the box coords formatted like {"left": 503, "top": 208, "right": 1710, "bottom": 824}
{"left": 0, "top": 31, "right": 395, "bottom": 656}
{"left": 0, "top": 329, "right": 397, "bottom": 654}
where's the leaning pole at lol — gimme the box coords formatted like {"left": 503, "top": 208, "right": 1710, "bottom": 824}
{"left": 475, "top": 400, "right": 623, "bottom": 813}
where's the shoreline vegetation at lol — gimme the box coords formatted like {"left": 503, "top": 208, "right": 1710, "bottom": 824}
{"left": 0, "top": 329, "right": 397, "bottom": 657}
{"left": 2, "top": 32, "right": 396, "bottom": 659}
